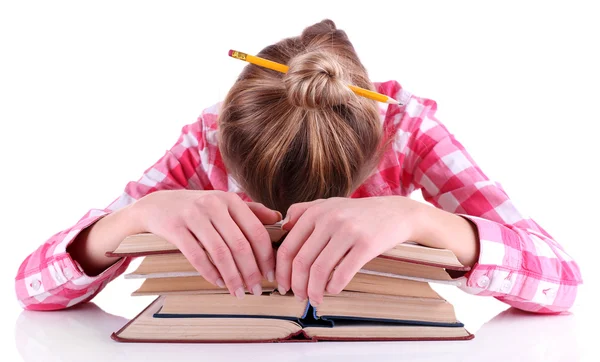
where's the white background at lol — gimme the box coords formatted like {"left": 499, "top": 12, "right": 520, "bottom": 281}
{"left": 1, "top": 1, "right": 598, "bottom": 361}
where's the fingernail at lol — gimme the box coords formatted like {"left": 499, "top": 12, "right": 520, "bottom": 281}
{"left": 310, "top": 299, "right": 320, "bottom": 307}
{"left": 281, "top": 215, "right": 290, "bottom": 230}
{"left": 278, "top": 284, "right": 287, "bottom": 295}
{"left": 215, "top": 278, "right": 225, "bottom": 288}
{"left": 251, "top": 284, "right": 262, "bottom": 296}
{"left": 295, "top": 295, "right": 306, "bottom": 302}
{"left": 325, "top": 283, "right": 333, "bottom": 294}
{"left": 235, "top": 287, "right": 245, "bottom": 299}
{"left": 275, "top": 211, "right": 283, "bottom": 221}
{"left": 266, "top": 270, "right": 275, "bottom": 283}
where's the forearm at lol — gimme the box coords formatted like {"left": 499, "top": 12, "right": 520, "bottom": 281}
{"left": 67, "top": 203, "right": 143, "bottom": 276}
{"left": 411, "top": 202, "right": 480, "bottom": 267}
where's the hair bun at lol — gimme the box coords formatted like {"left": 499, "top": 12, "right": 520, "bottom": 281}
{"left": 283, "top": 51, "right": 353, "bottom": 109}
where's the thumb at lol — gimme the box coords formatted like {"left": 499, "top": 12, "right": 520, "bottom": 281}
{"left": 281, "top": 199, "right": 326, "bottom": 231}
{"left": 246, "top": 202, "right": 282, "bottom": 225}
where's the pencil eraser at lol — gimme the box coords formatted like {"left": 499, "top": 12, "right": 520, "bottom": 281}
{"left": 228, "top": 49, "right": 234, "bottom": 57}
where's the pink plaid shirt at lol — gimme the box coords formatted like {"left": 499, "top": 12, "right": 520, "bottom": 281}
{"left": 15, "top": 80, "right": 582, "bottom": 313}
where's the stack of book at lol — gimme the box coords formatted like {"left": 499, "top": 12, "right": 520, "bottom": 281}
{"left": 107, "top": 227, "right": 474, "bottom": 343}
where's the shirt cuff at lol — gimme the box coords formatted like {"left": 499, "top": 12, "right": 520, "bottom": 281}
{"left": 455, "top": 214, "right": 523, "bottom": 295}
{"left": 45, "top": 211, "right": 128, "bottom": 294}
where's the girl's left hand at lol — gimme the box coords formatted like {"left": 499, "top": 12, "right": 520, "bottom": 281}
{"left": 275, "top": 196, "right": 423, "bottom": 306}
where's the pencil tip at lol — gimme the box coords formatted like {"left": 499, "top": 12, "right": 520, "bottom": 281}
{"left": 387, "top": 98, "right": 400, "bottom": 105}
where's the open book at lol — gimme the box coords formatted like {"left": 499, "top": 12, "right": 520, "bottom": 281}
{"left": 113, "top": 292, "right": 472, "bottom": 342}
{"left": 129, "top": 271, "right": 444, "bottom": 299}
{"left": 110, "top": 232, "right": 469, "bottom": 285}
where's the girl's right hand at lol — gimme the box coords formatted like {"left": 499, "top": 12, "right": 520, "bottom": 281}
{"left": 131, "top": 190, "right": 281, "bottom": 298}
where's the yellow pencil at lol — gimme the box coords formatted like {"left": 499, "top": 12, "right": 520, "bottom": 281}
{"left": 228, "top": 50, "right": 399, "bottom": 105}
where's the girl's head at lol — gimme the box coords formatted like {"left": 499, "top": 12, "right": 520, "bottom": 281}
{"left": 219, "top": 19, "right": 384, "bottom": 213}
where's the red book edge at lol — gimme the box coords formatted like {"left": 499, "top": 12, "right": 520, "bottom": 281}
{"left": 111, "top": 297, "right": 475, "bottom": 343}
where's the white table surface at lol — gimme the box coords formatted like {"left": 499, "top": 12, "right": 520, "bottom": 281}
{"left": 6, "top": 276, "right": 597, "bottom": 362}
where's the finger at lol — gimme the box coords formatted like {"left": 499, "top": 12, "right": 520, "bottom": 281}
{"left": 275, "top": 212, "right": 315, "bottom": 295}
{"left": 211, "top": 207, "right": 264, "bottom": 296}
{"left": 282, "top": 199, "right": 326, "bottom": 231}
{"left": 290, "top": 225, "right": 333, "bottom": 302}
{"left": 306, "top": 234, "right": 352, "bottom": 306}
{"left": 246, "top": 202, "right": 282, "bottom": 225}
{"left": 170, "top": 227, "right": 222, "bottom": 288}
{"left": 325, "top": 247, "right": 371, "bottom": 295}
{"left": 227, "top": 195, "right": 276, "bottom": 281}
{"left": 187, "top": 218, "right": 246, "bottom": 298}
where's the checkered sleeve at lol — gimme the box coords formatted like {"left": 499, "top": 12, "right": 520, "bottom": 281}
{"left": 399, "top": 97, "right": 583, "bottom": 314}
{"left": 15, "top": 116, "right": 214, "bottom": 310}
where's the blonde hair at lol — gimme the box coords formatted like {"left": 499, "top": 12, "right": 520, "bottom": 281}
{"left": 218, "top": 19, "right": 385, "bottom": 213}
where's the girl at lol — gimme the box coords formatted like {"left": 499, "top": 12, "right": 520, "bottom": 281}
{"left": 15, "top": 20, "right": 581, "bottom": 313}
